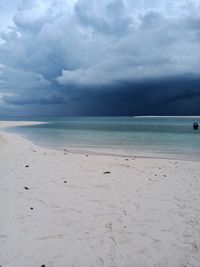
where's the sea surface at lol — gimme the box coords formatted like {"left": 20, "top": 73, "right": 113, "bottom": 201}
{"left": 4, "top": 116, "right": 200, "bottom": 160}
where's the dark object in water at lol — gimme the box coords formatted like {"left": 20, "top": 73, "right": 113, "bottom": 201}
{"left": 193, "top": 122, "right": 199, "bottom": 130}
{"left": 30, "top": 207, "right": 34, "bottom": 210}
{"left": 64, "top": 180, "right": 67, "bottom": 183}
{"left": 25, "top": 165, "right": 29, "bottom": 168}
{"left": 41, "top": 265, "right": 46, "bottom": 267}
{"left": 104, "top": 171, "right": 111, "bottom": 174}
{"left": 24, "top": 186, "right": 29, "bottom": 190}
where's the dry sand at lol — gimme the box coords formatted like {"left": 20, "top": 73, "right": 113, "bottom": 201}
{"left": 0, "top": 121, "right": 200, "bottom": 267}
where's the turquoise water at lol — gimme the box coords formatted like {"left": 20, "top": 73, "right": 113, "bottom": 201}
{"left": 6, "top": 116, "right": 200, "bottom": 160}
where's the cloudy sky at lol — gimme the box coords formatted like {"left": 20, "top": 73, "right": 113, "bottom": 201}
{"left": 0, "top": 0, "right": 200, "bottom": 116}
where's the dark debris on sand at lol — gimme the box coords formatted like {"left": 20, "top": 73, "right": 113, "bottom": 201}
{"left": 103, "top": 171, "right": 111, "bottom": 174}
{"left": 24, "top": 186, "right": 30, "bottom": 190}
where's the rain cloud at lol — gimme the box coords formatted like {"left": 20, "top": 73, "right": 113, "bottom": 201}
{"left": 0, "top": 0, "right": 200, "bottom": 115}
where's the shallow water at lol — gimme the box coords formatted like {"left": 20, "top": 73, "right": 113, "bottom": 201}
{"left": 6, "top": 116, "right": 200, "bottom": 160}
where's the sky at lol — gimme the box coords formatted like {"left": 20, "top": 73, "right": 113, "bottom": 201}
{"left": 0, "top": 0, "right": 200, "bottom": 116}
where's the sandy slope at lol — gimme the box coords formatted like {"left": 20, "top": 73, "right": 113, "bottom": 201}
{"left": 0, "top": 122, "right": 200, "bottom": 267}
{"left": 0, "top": 121, "right": 46, "bottom": 129}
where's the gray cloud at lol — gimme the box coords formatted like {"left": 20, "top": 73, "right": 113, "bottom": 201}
{"left": 3, "top": 94, "right": 67, "bottom": 105}
{"left": 74, "top": 0, "right": 131, "bottom": 36}
{"left": 0, "top": 0, "right": 200, "bottom": 115}
{"left": 58, "top": 0, "right": 200, "bottom": 86}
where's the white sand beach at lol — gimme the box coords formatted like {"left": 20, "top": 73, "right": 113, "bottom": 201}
{"left": 0, "top": 121, "right": 200, "bottom": 267}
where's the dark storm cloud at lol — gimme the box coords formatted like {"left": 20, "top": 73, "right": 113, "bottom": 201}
{"left": 3, "top": 94, "right": 67, "bottom": 105}
{"left": 0, "top": 0, "right": 200, "bottom": 115}
{"left": 67, "top": 76, "right": 200, "bottom": 116}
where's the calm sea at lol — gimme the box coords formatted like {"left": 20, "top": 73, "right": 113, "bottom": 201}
{"left": 5, "top": 116, "right": 200, "bottom": 160}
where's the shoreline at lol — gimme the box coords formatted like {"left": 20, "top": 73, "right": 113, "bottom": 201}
{"left": 1, "top": 120, "right": 199, "bottom": 162}
{"left": 56, "top": 146, "right": 200, "bottom": 163}
{"left": 1, "top": 129, "right": 199, "bottom": 163}
{"left": 1, "top": 121, "right": 200, "bottom": 266}
{"left": 0, "top": 120, "right": 47, "bottom": 129}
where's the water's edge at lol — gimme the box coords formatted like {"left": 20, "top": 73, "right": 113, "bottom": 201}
{"left": 2, "top": 117, "right": 200, "bottom": 162}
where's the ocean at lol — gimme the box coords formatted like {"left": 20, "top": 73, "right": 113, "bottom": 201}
{"left": 5, "top": 116, "right": 200, "bottom": 160}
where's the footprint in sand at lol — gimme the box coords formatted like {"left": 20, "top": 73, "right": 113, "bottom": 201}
{"left": 0, "top": 235, "right": 8, "bottom": 244}
{"left": 105, "top": 223, "right": 112, "bottom": 232}
{"left": 123, "top": 210, "right": 127, "bottom": 216}
{"left": 97, "top": 257, "right": 104, "bottom": 265}
{"left": 192, "top": 243, "right": 199, "bottom": 252}
{"left": 110, "top": 236, "right": 117, "bottom": 245}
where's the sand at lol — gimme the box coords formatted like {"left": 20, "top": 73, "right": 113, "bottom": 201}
{"left": 0, "top": 121, "right": 200, "bottom": 267}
